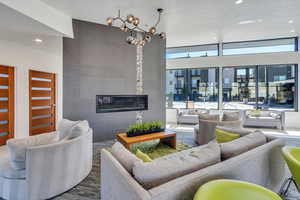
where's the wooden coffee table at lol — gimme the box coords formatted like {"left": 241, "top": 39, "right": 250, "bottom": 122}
{"left": 117, "top": 131, "right": 176, "bottom": 150}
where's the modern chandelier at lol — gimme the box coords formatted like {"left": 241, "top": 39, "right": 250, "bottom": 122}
{"left": 106, "top": 8, "right": 166, "bottom": 46}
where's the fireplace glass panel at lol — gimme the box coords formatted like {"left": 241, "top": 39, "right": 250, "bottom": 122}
{"left": 96, "top": 95, "right": 148, "bottom": 113}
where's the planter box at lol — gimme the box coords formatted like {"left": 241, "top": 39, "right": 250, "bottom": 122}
{"left": 126, "top": 129, "right": 165, "bottom": 137}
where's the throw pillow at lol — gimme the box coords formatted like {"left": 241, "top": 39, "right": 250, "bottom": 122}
{"left": 57, "top": 119, "right": 80, "bottom": 140}
{"left": 111, "top": 142, "right": 142, "bottom": 173}
{"left": 199, "top": 113, "right": 220, "bottom": 121}
{"left": 270, "top": 112, "right": 280, "bottom": 119}
{"left": 66, "top": 120, "right": 90, "bottom": 140}
{"left": 215, "top": 128, "right": 240, "bottom": 143}
{"left": 133, "top": 141, "right": 220, "bottom": 189}
{"left": 7, "top": 132, "right": 59, "bottom": 170}
{"left": 216, "top": 126, "right": 252, "bottom": 137}
{"left": 222, "top": 112, "right": 240, "bottom": 121}
{"left": 249, "top": 110, "right": 261, "bottom": 117}
{"left": 260, "top": 111, "right": 271, "bottom": 117}
{"left": 220, "top": 130, "right": 267, "bottom": 160}
{"left": 136, "top": 149, "right": 152, "bottom": 162}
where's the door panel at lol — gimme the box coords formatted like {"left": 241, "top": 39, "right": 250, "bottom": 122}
{"left": 0, "top": 66, "right": 14, "bottom": 145}
{"left": 29, "top": 70, "right": 56, "bottom": 136}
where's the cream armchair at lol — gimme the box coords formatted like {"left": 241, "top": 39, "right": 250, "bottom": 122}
{"left": 0, "top": 126, "right": 93, "bottom": 200}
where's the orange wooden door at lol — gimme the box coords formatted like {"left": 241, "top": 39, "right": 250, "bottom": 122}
{"left": 0, "top": 66, "right": 14, "bottom": 145}
{"left": 29, "top": 70, "right": 56, "bottom": 136}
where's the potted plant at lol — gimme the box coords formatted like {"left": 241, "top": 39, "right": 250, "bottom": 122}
{"left": 126, "top": 121, "right": 164, "bottom": 137}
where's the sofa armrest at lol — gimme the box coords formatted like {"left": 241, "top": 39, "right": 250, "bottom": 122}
{"left": 101, "top": 149, "right": 151, "bottom": 200}
{"left": 25, "top": 130, "right": 93, "bottom": 200}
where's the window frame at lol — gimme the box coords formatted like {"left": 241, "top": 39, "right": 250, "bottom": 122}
{"left": 166, "top": 43, "right": 220, "bottom": 59}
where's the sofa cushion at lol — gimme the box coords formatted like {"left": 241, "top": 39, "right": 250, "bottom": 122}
{"left": 222, "top": 112, "right": 240, "bottom": 121}
{"left": 58, "top": 119, "right": 80, "bottom": 140}
{"left": 216, "top": 126, "right": 252, "bottom": 137}
{"left": 199, "top": 113, "right": 219, "bottom": 121}
{"left": 111, "top": 142, "right": 142, "bottom": 173}
{"left": 7, "top": 133, "right": 59, "bottom": 170}
{"left": 220, "top": 130, "right": 267, "bottom": 160}
{"left": 215, "top": 128, "right": 240, "bottom": 143}
{"left": 0, "top": 159, "right": 25, "bottom": 179}
{"left": 133, "top": 141, "right": 221, "bottom": 189}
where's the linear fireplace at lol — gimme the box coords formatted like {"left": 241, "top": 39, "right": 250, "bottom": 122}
{"left": 96, "top": 95, "right": 148, "bottom": 113}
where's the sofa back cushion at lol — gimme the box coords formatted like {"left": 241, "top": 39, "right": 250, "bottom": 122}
{"left": 199, "top": 113, "right": 220, "bottom": 121}
{"left": 111, "top": 142, "right": 142, "bottom": 173}
{"left": 132, "top": 141, "right": 221, "bottom": 189}
{"left": 220, "top": 130, "right": 267, "bottom": 160}
{"left": 222, "top": 112, "right": 240, "bottom": 121}
{"left": 7, "top": 133, "right": 59, "bottom": 170}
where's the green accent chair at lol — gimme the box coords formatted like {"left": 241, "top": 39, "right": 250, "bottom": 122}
{"left": 193, "top": 179, "right": 282, "bottom": 200}
{"left": 280, "top": 146, "right": 300, "bottom": 197}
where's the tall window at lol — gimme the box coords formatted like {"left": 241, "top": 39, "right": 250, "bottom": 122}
{"left": 166, "top": 68, "right": 219, "bottom": 109}
{"left": 258, "top": 65, "right": 297, "bottom": 111}
{"left": 223, "top": 64, "right": 297, "bottom": 111}
{"left": 223, "top": 38, "right": 297, "bottom": 56}
{"left": 223, "top": 66, "right": 257, "bottom": 110}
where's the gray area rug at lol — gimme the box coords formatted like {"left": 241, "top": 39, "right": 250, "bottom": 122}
{"left": 51, "top": 131, "right": 300, "bottom": 199}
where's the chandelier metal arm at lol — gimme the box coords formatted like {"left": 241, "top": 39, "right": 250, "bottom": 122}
{"left": 153, "top": 11, "right": 162, "bottom": 28}
{"left": 106, "top": 8, "right": 166, "bottom": 46}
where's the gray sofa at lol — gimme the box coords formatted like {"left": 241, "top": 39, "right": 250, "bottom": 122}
{"left": 101, "top": 136, "right": 285, "bottom": 200}
{"left": 244, "top": 110, "right": 285, "bottom": 130}
{"left": 176, "top": 109, "right": 208, "bottom": 124}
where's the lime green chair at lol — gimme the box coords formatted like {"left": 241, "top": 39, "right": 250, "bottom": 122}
{"left": 193, "top": 179, "right": 282, "bottom": 200}
{"left": 280, "top": 146, "right": 300, "bottom": 197}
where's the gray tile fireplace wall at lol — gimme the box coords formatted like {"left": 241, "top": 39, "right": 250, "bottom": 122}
{"left": 63, "top": 20, "right": 166, "bottom": 142}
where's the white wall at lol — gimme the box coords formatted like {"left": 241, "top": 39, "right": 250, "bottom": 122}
{"left": 167, "top": 50, "right": 300, "bottom": 129}
{"left": 0, "top": 33, "right": 63, "bottom": 138}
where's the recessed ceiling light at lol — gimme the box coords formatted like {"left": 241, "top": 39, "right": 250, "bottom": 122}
{"left": 291, "top": 29, "right": 295, "bottom": 33}
{"left": 238, "top": 19, "right": 262, "bottom": 25}
{"left": 238, "top": 20, "right": 255, "bottom": 25}
{"left": 35, "top": 38, "right": 43, "bottom": 43}
{"left": 288, "top": 20, "right": 294, "bottom": 24}
{"left": 235, "top": 0, "right": 243, "bottom": 4}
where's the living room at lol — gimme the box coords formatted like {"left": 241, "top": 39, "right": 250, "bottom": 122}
{"left": 0, "top": 0, "right": 299, "bottom": 200}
